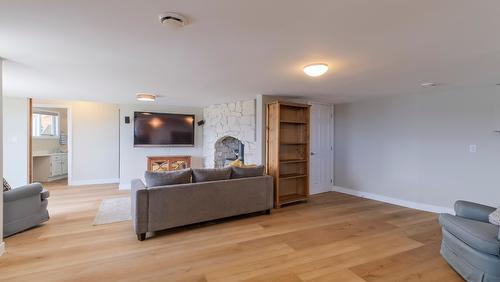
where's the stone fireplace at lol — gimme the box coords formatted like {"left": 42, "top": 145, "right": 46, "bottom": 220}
{"left": 214, "top": 136, "right": 244, "bottom": 168}
{"left": 203, "top": 99, "right": 257, "bottom": 168}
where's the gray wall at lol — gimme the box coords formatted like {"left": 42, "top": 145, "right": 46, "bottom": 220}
{"left": 335, "top": 88, "right": 500, "bottom": 209}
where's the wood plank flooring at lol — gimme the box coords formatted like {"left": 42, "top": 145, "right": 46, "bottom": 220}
{"left": 0, "top": 184, "right": 463, "bottom": 281}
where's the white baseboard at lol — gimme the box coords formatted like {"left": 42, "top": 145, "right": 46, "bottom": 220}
{"left": 0, "top": 242, "right": 5, "bottom": 256}
{"left": 119, "top": 183, "right": 131, "bottom": 190}
{"left": 70, "top": 178, "right": 119, "bottom": 186}
{"left": 332, "top": 186, "right": 454, "bottom": 214}
{"left": 48, "top": 174, "right": 68, "bottom": 182}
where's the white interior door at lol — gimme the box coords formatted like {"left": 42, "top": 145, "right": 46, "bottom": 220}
{"left": 309, "top": 103, "right": 334, "bottom": 194}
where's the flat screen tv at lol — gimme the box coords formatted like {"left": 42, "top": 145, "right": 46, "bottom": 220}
{"left": 134, "top": 112, "right": 195, "bottom": 146}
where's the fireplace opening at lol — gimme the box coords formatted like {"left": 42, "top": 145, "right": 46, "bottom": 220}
{"left": 214, "top": 136, "right": 244, "bottom": 168}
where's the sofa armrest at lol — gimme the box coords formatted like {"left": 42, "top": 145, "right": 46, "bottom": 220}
{"left": 131, "top": 179, "right": 148, "bottom": 235}
{"left": 455, "top": 200, "right": 496, "bottom": 223}
{"left": 41, "top": 189, "right": 50, "bottom": 200}
{"left": 4, "top": 183, "right": 43, "bottom": 203}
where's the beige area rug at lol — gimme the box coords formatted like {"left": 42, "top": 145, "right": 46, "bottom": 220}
{"left": 93, "top": 197, "right": 131, "bottom": 225}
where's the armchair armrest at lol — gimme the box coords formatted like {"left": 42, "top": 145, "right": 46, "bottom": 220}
{"left": 4, "top": 183, "right": 43, "bottom": 203}
{"left": 455, "top": 200, "right": 496, "bottom": 223}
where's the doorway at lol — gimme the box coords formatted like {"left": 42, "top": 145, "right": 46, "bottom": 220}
{"left": 309, "top": 103, "right": 334, "bottom": 195}
{"left": 29, "top": 103, "right": 71, "bottom": 188}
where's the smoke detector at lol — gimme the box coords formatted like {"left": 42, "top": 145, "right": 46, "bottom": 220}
{"left": 158, "top": 12, "right": 188, "bottom": 27}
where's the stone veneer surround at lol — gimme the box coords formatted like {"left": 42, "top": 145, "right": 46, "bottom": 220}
{"left": 203, "top": 100, "right": 256, "bottom": 168}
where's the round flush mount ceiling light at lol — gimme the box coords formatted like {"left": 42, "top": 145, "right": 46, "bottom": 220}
{"left": 136, "top": 93, "right": 156, "bottom": 102}
{"left": 159, "top": 12, "right": 188, "bottom": 27}
{"left": 303, "top": 63, "right": 329, "bottom": 77}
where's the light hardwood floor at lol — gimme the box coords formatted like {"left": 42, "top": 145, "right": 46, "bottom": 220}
{"left": 0, "top": 184, "right": 463, "bottom": 282}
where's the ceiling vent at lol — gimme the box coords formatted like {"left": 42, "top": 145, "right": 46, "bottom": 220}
{"left": 159, "top": 12, "right": 188, "bottom": 27}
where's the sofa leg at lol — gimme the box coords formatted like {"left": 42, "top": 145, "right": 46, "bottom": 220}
{"left": 137, "top": 233, "right": 146, "bottom": 241}
{"left": 265, "top": 209, "right": 271, "bottom": 215}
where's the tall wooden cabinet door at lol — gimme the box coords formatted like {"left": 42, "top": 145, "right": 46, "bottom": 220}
{"left": 309, "top": 103, "right": 334, "bottom": 195}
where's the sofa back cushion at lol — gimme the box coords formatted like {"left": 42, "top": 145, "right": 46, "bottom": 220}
{"left": 192, "top": 167, "right": 232, "bottom": 183}
{"left": 145, "top": 169, "right": 192, "bottom": 187}
{"left": 231, "top": 165, "right": 265, "bottom": 179}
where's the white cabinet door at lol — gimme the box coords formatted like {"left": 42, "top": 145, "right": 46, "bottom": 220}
{"left": 62, "top": 157, "right": 68, "bottom": 174}
{"left": 309, "top": 103, "right": 334, "bottom": 195}
{"left": 50, "top": 160, "right": 59, "bottom": 176}
{"left": 50, "top": 156, "right": 63, "bottom": 176}
{"left": 49, "top": 161, "right": 56, "bottom": 177}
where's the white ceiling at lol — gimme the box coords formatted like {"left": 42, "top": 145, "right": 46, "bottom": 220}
{"left": 1, "top": 0, "right": 500, "bottom": 107}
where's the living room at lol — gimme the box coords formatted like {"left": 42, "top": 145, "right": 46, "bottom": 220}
{"left": 1, "top": 1, "right": 500, "bottom": 281}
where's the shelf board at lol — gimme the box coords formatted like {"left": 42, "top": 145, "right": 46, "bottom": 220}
{"left": 280, "top": 120, "right": 308, "bottom": 124}
{"left": 277, "top": 101, "right": 311, "bottom": 108}
{"left": 280, "top": 159, "right": 307, "bottom": 164}
{"left": 279, "top": 173, "right": 308, "bottom": 180}
{"left": 279, "top": 194, "right": 308, "bottom": 205}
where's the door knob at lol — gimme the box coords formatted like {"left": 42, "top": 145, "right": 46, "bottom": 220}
{"left": 310, "top": 152, "right": 316, "bottom": 156}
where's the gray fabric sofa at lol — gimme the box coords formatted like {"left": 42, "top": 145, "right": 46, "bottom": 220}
{"left": 3, "top": 183, "right": 50, "bottom": 237}
{"left": 131, "top": 175, "right": 273, "bottom": 240}
{"left": 439, "top": 201, "right": 500, "bottom": 282}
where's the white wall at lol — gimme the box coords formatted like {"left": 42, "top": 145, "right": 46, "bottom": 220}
{"left": 3, "top": 97, "right": 29, "bottom": 187}
{"left": 33, "top": 99, "right": 120, "bottom": 185}
{"left": 119, "top": 104, "right": 204, "bottom": 189}
{"left": 1, "top": 59, "right": 5, "bottom": 253}
{"left": 334, "top": 88, "right": 500, "bottom": 211}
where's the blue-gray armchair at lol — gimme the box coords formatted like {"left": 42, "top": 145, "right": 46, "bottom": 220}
{"left": 439, "top": 201, "right": 500, "bottom": 282}
{"left": 3, "top": 183, "right": 50, "bottom": 237}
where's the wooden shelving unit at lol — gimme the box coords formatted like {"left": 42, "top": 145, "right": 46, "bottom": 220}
{"left": 266, "top": 101, "right": 310, "bottom": 208}
{"left": 280, "top": 159, "right": 307, "bottom": 164}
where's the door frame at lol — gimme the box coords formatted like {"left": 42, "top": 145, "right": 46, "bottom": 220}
{"left": 28, "top": 98, "right": 33, "bottom": 183}
{"left": 29, "top": 103, "right": 73, "bottom": 185}
{"left": 308, "top": 102, "right": 334, "bottom": 194}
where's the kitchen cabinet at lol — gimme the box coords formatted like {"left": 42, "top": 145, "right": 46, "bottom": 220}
{"left": 33, "top": 153, "right": 68, "bottom": 182}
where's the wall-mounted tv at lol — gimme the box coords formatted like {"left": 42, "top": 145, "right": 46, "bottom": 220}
{"left": 134, "top": 112, "right": 195, "bottom": 147}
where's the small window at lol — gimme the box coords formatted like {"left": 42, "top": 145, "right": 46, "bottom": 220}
{"left": 32, "top": 111, "right": 60, "bottom": 138}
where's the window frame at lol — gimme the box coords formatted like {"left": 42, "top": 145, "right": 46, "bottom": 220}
{"left": 32, "top": 111, "right": 61, "bottom": 139}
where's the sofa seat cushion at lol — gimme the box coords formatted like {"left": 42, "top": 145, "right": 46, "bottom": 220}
{"left": 231, "top": 166, "right": 265, "bottom": 179}
{"left": 192, "top": 167, "right": 232, "bottom": 183}
{"left": 439, "top": 213, "right": 500, "bottom": 256}
{"left": 145, "top": 169, "right": 192, "bottom": 187}
{"left": 441, "top": 229, "right": 500, "bottom": 278}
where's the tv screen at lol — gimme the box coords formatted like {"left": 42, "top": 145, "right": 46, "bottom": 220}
{"left": 134, "top": 112, "right": 195, "bottom": 146}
